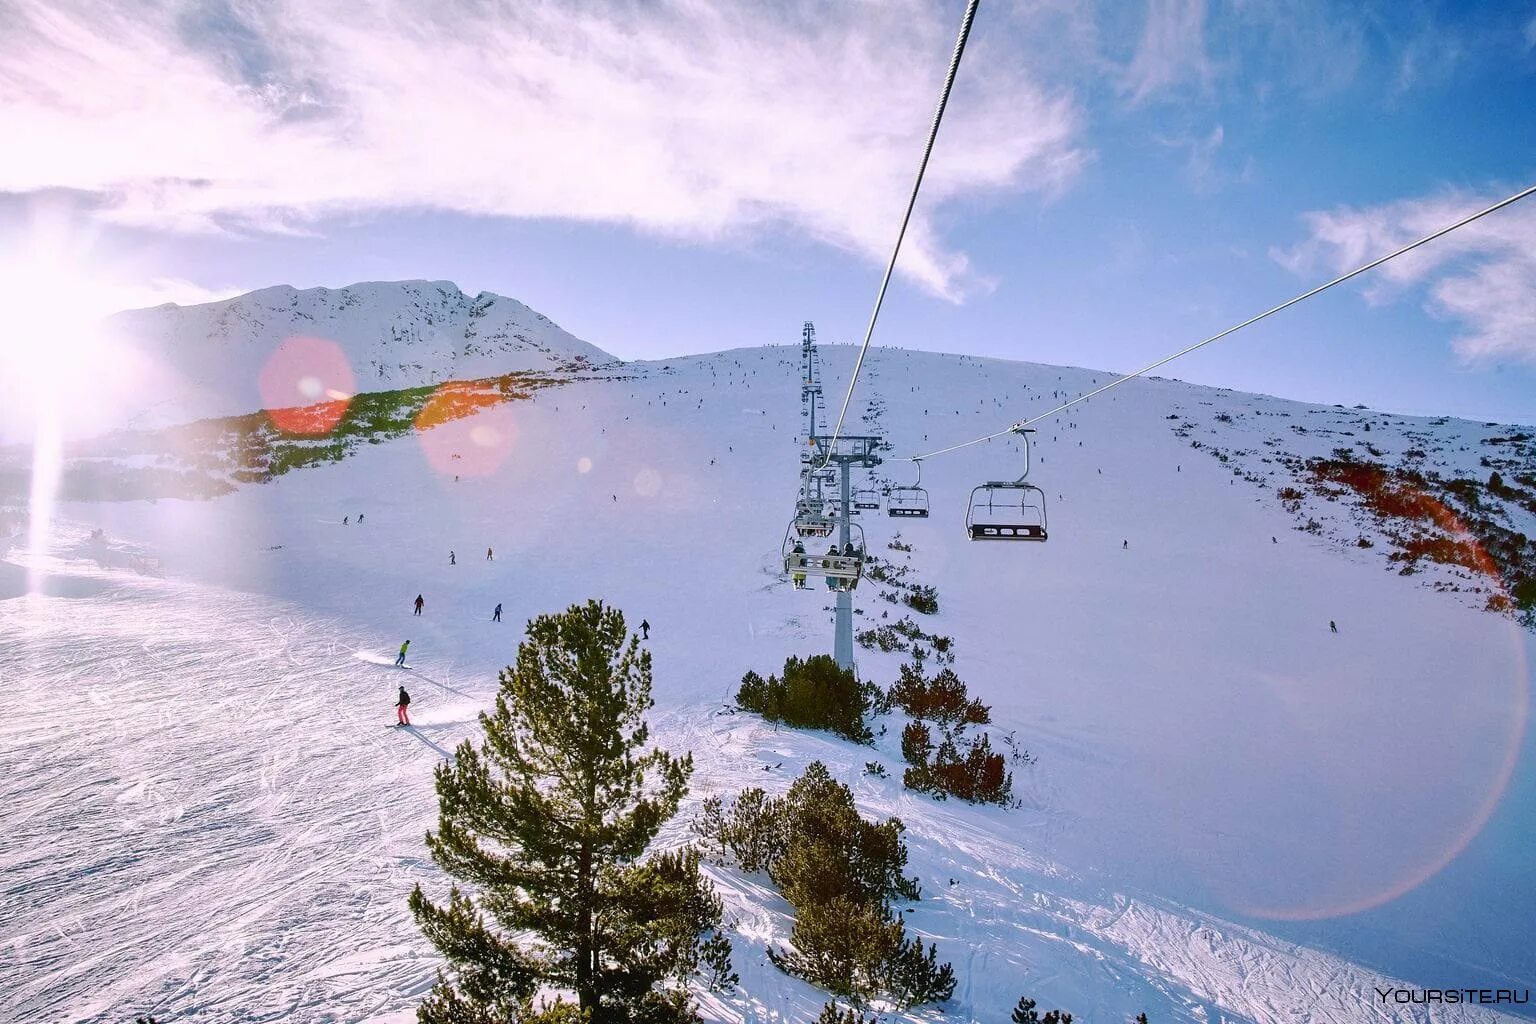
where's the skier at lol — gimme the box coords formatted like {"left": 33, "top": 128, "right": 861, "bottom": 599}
{"left": 493, "top": 602, "right": 502, "bottom": 622}
{"left": 1272, "top": 536, "right": 1277, "bottom": 544}
{"left": 358, "top": 513, "right": 364, "bottom": 524}
{"left": 395, "top": 639, "right": 411, "bottom": 666}
{"left": 396, "top": 684, "right": 411, "bottom": 726}
{"left": 449, "top": 550, "right": 456, "bottom": 565}
{"left": 791, "top": 540, "right": 806, "bottom": 589}
{"left": 1123, "top": 539, "right": 1128, "bottom": 550}
{"left": 343, "top": 515, "right": 349, "bottom": 526}
{"left": 486, "top": 547, "right": 493, "bottom": 561}
{"left": 640, "top": 619, "right": 650, "bottom": 640}
{"left": 413, "top": 594, "right": 424, "bottom": 616}
{"left": 1330, "top": 620, "right": 1338, "bottom": 634}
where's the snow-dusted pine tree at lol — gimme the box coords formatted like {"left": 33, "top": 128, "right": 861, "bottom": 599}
{"left": 409, "top": 599, "right": 732, "bottom": 1023}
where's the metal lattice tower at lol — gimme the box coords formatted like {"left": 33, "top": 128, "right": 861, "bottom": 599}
{"left": 798, "top": 323, "right": 832, "bottom": 511}
{"left": 792, "top": 322, "right": 881, "bottom": 672}
{"left": 799, "top": 322, "right": 827, "bottom": 458}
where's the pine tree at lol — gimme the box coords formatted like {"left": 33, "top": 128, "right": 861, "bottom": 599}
{"left": 1013, "top": 997, "right": 1041, "bottom": 1024}
{"left": 815, "top": 1003, "right": 875, "bottom": 1024}
{"left": 410, "top": 599, "right": 731, "bottom": 1023}
{"left": 1011, "top": 997, "right": 1076, "bottom": 1023}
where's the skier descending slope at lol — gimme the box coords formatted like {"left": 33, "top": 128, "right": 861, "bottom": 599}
{"left": 396, "top": 685, "right": 411, "bottom": 727}
{"left": 413, "top": 594, "right": 424, "bottom": 616}
{"left": 395, "top": 639, "right": 410, "bottom": 666}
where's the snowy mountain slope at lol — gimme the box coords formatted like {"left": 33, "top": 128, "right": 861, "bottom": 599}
{"left": 4, "top": 343, "right": 1533, "bottom": 1023}
{"left": 102, "top": 280, "right": 615, "bottom": 431}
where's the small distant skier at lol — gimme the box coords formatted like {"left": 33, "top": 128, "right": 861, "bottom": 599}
{"left": 640, "top": 619, "right": 650, "bottom": 640}
{"left": 1122, "top": 539, "right": 1128, "bottom": 550}
{"left": 493, "top": 602, "right": 502, "bottom": 623}
{"left": 395, "top": 639, "right": 411, "bottom": 666}
{"left": 449, "top": 550, "right": 456, "bottom": 565}
{"left": 1330, "top": 620, "right": 1338, "bottom": 634}
{"left": 1272, "top": 536, "right": 1277, "bottom": 544}
{"left": 486, "top": 547, "right": 493, "bottom": 561}
{"left": 343, "top": 515, "right": 349, "bottom": 526}
{"left": 396, "top": 684, "right": 411, "bottom": 726}
{"left": 358, "top": 513, "right": 365, "bottom": 524}
{"left": 413, "top": 594, "right": 424, "bottom": 616}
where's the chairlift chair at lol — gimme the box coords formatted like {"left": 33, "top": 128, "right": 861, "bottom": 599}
{"left": 853, "top": 487, "right": 882, "bottom": 510}
{"left": 793, "top": 498, "right": 834, "bottom": 538}
{"left": 887, "top": 460, "right": 930, "bottom": 518}
{"left": 966, "top": 428, "right": 1048, "bottom": 542}
{"left": 783, "top": 521, "right": 867, "bottom": 581}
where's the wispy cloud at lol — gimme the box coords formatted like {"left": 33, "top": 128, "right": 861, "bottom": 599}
{"left": 1274, "top": 188, "right": 1536, "bottom": 364}
{"left": 1122, "top": 0, "right": 1212, "bottom": 102}
{"left": 0, "top": 0, "right": 1086, "bottom": 300}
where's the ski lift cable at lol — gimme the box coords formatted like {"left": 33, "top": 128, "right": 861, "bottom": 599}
{"left": 817, "top": 0, "right": 982, "bottom": 468}
{"left": 904, "top": 181, "right": 1536, "bottom": 464}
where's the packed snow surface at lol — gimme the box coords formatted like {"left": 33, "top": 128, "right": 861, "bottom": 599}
{"left": 3, "top": 336, "right": 1533, "bottom": 1023}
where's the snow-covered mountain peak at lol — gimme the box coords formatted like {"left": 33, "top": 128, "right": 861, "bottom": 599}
{"left": 104, "top": 279, "right": 615, "bottom": 431}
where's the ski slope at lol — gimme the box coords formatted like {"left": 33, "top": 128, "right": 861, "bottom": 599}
{"left": 3, "top": 340, "right": 1533, "bottom": 1023}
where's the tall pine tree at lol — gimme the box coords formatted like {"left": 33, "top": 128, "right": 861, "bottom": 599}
{"left": 410, "top": 599, "right": 732, "bottom": 1023}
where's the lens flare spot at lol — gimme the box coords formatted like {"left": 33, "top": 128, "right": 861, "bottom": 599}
{"left": 417, "top": 392, "right": 519, "bottom": 478}
{"left": 634, "top": 468, "right": 662, "bottom": 498}
{"left": 1197, "top": 479, "right": 1528, "bottom": 921}
{"left": 577, "top": 457, "right": 593, "bottom": 474}
{"left": 259, "top": 337, "right": 355, "bottom": 436}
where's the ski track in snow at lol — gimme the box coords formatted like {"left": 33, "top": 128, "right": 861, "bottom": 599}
{"left": 3, "top": 344, "right": 1532, "bottom": 1023}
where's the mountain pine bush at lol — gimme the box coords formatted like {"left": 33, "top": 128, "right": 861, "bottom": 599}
{"left": 736, "top": 655, "right": 874, "bottom": 743}
{"left": 695, "top": 762, "right": 951, "bottom": 1008}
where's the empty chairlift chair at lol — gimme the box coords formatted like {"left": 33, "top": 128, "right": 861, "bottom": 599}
{"left": 853, "top": 487, "right": 882, "bottom": 511}
{"left": 887, "top": 460, "right": 930, "bottom": 518}
{"left": 966, "top": 429, "right": 1048, "bottom": 542}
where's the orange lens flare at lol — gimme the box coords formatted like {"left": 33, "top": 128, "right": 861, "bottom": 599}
{"left": 258, "top": 337, "right": 355, "bottom": 436}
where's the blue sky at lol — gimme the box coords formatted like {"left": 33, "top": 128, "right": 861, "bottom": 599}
{"left": 2, "top": 0, "right": 1533, "bottom": 424}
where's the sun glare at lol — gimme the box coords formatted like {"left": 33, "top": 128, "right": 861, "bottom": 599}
{"left": 0, "top": 223, "right": 141, "bottom": 588}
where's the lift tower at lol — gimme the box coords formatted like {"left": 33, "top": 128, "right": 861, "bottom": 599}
{"left": 808, "top": 433, "right": 882, "bottom": 671}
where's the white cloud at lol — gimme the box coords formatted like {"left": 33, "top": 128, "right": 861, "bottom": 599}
{"left": 1274, "top": 188, "right": 1536, "bottom": 364}
{"left": 1122, "top": 0, "right": 1212, "bottom": 102}
{"left": 0, "top": 0, "right": 1086, "bottom": 300}
{"left": 104, "top": 277, "right": 246, "bottom": 311}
